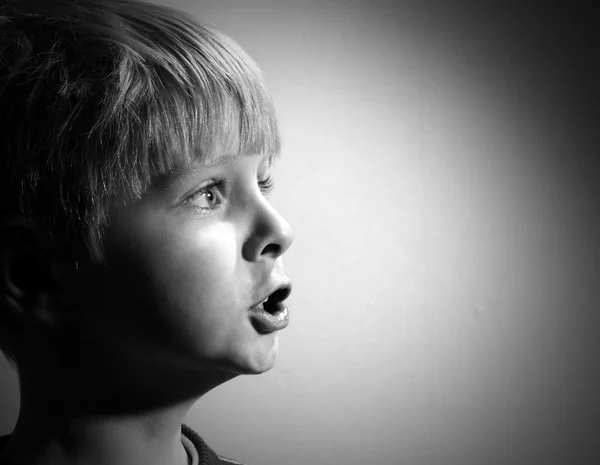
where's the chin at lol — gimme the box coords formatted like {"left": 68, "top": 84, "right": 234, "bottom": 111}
{"left": 237, "top": 332, "right": 281, "bottom": 375}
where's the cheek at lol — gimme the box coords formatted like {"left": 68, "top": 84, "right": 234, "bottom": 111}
{"left": 163, "top": 227, "right": 236, "bottom": 301}
{"left": 126, "top": 220, "right": 244, "bottom": 339}
{"left": 95, "top": 203, "right": 255, "bottom": 365}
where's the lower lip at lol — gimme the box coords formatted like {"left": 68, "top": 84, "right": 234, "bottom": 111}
{"left": 248, "top": 302, "right": 290, "bottom": 333}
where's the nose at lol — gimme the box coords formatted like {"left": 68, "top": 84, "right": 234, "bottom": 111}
{"left": 242, "top": 198, "right": 294, "bottom": 262}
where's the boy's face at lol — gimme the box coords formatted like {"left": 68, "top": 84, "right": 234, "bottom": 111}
{"left": 75, "top": 151, "right": 293, "bottom": 378}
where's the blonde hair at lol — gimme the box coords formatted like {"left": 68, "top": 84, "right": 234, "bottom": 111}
{"left": 0, "top": 0, "right": 280, "bottom": 262}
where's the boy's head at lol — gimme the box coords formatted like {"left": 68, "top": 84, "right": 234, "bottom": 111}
{"left": 0, "top": 0, "right": 293, "bottom": 390}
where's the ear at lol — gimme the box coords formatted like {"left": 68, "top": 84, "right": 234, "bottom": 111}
{"left": 0, "top": 217, "right": 77, "bottom": 329}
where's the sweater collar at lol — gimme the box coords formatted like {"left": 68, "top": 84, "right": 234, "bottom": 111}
{"left": 0, "top": 424, "right": 224, "bottom": 465}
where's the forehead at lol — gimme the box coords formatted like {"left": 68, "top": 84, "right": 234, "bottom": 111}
{"left": 182, "top": 121, "right": 278, "bottom": 169}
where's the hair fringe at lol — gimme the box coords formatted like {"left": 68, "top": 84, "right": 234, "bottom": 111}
{"left": 0, "top": 0, "right": 281, "bottom": 263}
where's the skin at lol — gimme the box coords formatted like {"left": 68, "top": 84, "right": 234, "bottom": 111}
{"left": 2, "top": 149, "right": 294, "bottom": 465}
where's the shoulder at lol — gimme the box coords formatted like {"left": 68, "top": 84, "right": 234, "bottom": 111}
{"left": 217, "top": 457, "right": 246, "bottom": 465}
{"left": 0, "top": 458, "right": 22, "bottom": 465}
{"left": 0, "top": 436, "right": 21, "bottom": 465}
{"left": 0, "top": 433, "right": 24, "bottom": 465}
{"left": 181, "top": 424, "right": 248, "bottom": 465}
{"left": 0, "top": 434, "right": 18, "bottom": 465}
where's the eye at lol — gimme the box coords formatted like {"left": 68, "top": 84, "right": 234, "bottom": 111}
{"left": 258, "top": 175, "right": 274, "bottom": 195}
{"left": 185, "top": 178, "right": 226, "bottom": 211}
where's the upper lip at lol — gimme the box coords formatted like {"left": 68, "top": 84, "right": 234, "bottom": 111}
{"left": 251, "top": 281, "right": 292, "bottom": 308}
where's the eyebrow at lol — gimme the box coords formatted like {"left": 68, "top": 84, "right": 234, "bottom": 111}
{"left": 154, "top": 153, "right": 270, "bottom": 192}
{"left": 153, "top": 161, "right": 231, "bottom": 193}
{"left": 202, "top": 154, "right": 243, "bottom": 167}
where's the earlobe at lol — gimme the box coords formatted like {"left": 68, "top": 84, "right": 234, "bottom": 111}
{"left": 1, "top": 245, "right": 35, "bottom": 319}
{"left": 1, "top": 254, "right": 25, "bottom": 304}
{"left": 1, "top": 248, "right": 47, "bottom": 325}
{"left": 0, "top": 224, "right": 76, "bottom": 328}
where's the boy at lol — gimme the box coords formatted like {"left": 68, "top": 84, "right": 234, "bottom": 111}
{"left": 0, "top": 0, "right": 293, "bottom": 464}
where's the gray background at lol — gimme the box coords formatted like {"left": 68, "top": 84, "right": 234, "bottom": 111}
{"left": 1, "top": 1, "right": 599, "bottom": 464}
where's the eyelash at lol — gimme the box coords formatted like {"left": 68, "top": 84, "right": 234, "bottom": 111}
{"left": 184, "top": 176, "right": 275, "bottom": 212}
{"left": 258, "top": 175, "right": 275, "bottom": 194}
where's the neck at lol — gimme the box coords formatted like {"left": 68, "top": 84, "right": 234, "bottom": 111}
{"left": 5, "top": 403, "right": 192, "bottom": 465}
{"left": 3, "top": 340, "right": 237, "bottom": 465}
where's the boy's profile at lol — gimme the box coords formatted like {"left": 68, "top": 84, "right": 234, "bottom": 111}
{"left": 0, "top": 0, "right": 293, "bottom": 464}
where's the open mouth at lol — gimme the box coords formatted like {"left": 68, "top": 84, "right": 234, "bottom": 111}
{"left": 251, "top": 284, "right": 291, "bottom": 314}
{"left": 261, "top": 285, "right": 291, "bottom": 314}
{"left": 248, "top": 284, "right": 292, "bottom": 333}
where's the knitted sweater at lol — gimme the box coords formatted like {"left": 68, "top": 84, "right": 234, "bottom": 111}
{"left": 0, "top": 424, "right": 244, "bottom": 465}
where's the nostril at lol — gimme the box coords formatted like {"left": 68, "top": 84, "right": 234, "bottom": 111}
{"left": 260, "top": 243, "right": 281, "bottom": 258}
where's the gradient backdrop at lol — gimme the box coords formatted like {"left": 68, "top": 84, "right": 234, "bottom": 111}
{"left": 1, "top": 1, "right": 599, "bottom": 464}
